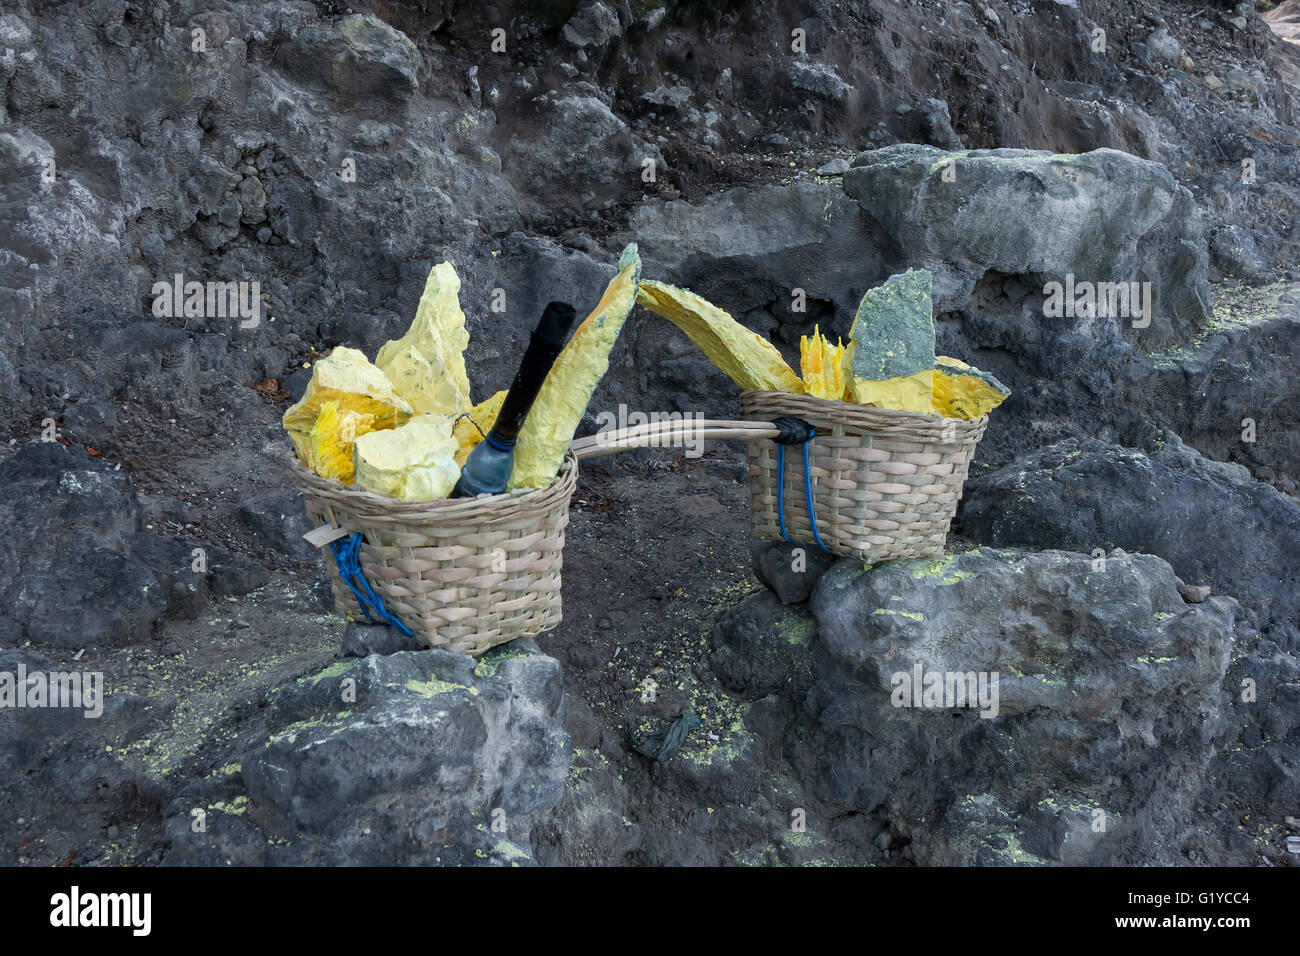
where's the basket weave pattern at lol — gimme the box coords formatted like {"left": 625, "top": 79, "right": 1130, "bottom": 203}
{"left": 740, "top": 391, "right": 987, "bottom": 562}
{"left": 288, "top": 454, "right": 577, "bottom": 656}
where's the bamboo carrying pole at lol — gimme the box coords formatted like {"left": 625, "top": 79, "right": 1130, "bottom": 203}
{"left": 570, "top": 418, "right": 780, "bottom": 460}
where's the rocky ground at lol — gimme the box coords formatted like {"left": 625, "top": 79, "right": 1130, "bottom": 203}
{"left": 0, "top": 0, "right": 1297, "bottom": 866}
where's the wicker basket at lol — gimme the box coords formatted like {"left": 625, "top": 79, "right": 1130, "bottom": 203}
{"left": 289, "top": 453, "right": 577, "bottom": 656}
{"left": 740, "top": 390, "right": 987, "bottom": 562}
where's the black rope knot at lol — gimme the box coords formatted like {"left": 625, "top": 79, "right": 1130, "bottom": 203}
{"left": 771, "top": 415, "right": 815, "bottom": 445}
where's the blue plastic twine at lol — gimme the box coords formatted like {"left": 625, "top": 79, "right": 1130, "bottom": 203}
{"left": 329, "top": 532, "right": 415, "bottom": 636}
{"left": 775, "top": 427, "right": 831, "bottom": 553}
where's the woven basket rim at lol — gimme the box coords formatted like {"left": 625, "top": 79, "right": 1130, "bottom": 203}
{"left": 740, "top": 390, "right": 988, "bottom": 441}
{"left": 287, "top": 451, "right": 578, "bottom": 522}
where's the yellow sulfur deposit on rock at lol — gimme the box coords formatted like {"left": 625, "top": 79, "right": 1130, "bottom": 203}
{"left": 282, "top": 346, "right": 412, "bottom": 472}
{"left": 931, "top": 356, "right": 1011, "bottom": 420}
{"left": 306, "top": 400, "right": 378, "bottom": 484}
{"left": 376, "top": 261, "right": 471, "bottom": 414}
{"left": 453, "top": 389, "right": 507, "bottom": 466}
{"left": 508, "top": 243, "right": 642, "bottom": 490}
{"left": 840, "top": 269, "right": 936, "bottom": 414}
{"left": 352, "top": 414, "right": 462, "bottom": 500}
{"left": 798, "top": 325, "right": 848, "bottom": 401}
{"left": 636, "top": 280, "right": 804, "bottom": 394}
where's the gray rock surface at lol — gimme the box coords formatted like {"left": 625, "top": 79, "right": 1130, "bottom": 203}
{"left": 275, "top": 14, "right": 421, "bottom": 103}
{"left": 0, "top": 441, "right": 266, "bottom": 646}
{"left": 500, "top": 93, "right": 661, "bottom": 222}
{"left": 895, "top": 98, "right": 964, "bottom": 149}
{"left": 0, "top": 442, "right": 163, "bottom": 647}
{"left": 711, "top": 590, "right": 816, "bottom": 700}
{"left": 238, "top": 490, "right": 320, "bottom": 565}
{"left": 961, "top": 433, "right": 1300, "bottom": 645}
{"left": 749, "top": 541, "right": 837, "bottom": 605}
{"left": 844, "top": 144, "right": 1212, "bottom": 344}
{"left": 799, "top": 548, "right": 1243, "bottom": 864}
{"left": 563, "top": 2, "right": 624, "bottom": 49}
{"left": 0, "top": 645, "right": 168, "bottom": 863}
{"left": 621, "top": 181, "right": 880, "bottom": 348}
{"left": 815, "top": 157, "right": 851, "bottom": 175}
{"left": 339, "top": 621, "right": 426, "bottom": 658}
{"left": 791, "top": 61, "right": 854, "bottom": 102}
{"left": 1147, "top": 27, "right": 1182, "bottom": 67}
{"left": 1210, "top": 224, "right": 1269, "bottom": 280}
{"left": 164, "top": 643, "right": 570, "bottom": 865}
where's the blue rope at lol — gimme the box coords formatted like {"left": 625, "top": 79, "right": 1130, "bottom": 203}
{"left": 776, "top": 443, "right": 789, "bottom": 542}
{"left": 329, "top": 533, "right": 414, "bottom": 636}
{"left": 801, "top": 439, "right": 830, "bottom": 552}
{"left": 775, "top": 428, "right": 831, "bottom": 553}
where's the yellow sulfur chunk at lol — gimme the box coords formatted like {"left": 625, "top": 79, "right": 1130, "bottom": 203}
{"left": 352, "top": 414, "right": 461, "bottom": 500}
{"left": 306, "top": 400, "right": 377, "bottom": 484}
{"left": 931, "top": 356, "right": 1011, "bottom": 420}
{"left": 799, "top": 325, "right": 848, "bottom": 401}
{"left": 453, "top": 389, "right": 508, "bottom": 466}
{"left": 847, "top": 368, "right": 936, "bottom": 413}
{"left": 636, "top": 280, "right": 805, "bottom": 394}
{"left": 508, "top": 243, "right": 642, "bottom": 490}
{"left": 282, "top": 346, "right": 412, "bottom": 466}
{"left": 378, "top": 342, "right": 464, "bottom": 416}
{"left": 376, "top": 261, "right": 471, "bottom": 413}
